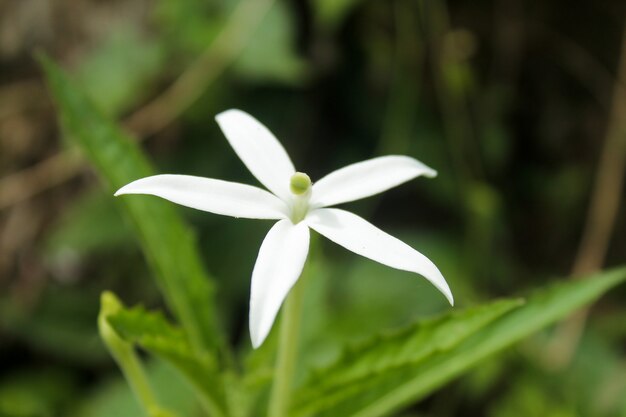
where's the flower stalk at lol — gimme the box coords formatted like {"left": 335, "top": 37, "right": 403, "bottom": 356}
{"left": 268, "top": 271, "right": 307, "bottom": 417}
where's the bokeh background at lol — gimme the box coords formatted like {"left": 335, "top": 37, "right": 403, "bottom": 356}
{"left": 1, "top": 0, "right": 626, "bottom": 416}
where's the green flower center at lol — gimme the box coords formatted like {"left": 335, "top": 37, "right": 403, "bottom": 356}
{"left": 290, "top": 172, "right": 311, "bottom": 195}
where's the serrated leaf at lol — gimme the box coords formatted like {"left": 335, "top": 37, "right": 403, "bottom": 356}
{"left": 108, "top": 307, "right": 228, "bottom": 417}
{"left": 303, "top": 298, "right": 522, "bottom": 394}
{"left": 109, "top": 307, "right": 191, "bottom": 355}
{"left": 292, "top": 266, "right": 626, "bottom": 417}
{"left": 39, "top": 55, "right": 223, "bottom": 357}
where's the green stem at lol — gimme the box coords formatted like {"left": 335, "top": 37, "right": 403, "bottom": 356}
{"left": 268, "top": 274, "right": 307, "bottom": 417}
{"left": 118, "top": 344, "right": 157, "bottom": 411}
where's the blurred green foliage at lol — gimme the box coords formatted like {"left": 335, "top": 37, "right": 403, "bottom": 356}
{"left": 1, "top": 0, "right": 625, "bottom": 416}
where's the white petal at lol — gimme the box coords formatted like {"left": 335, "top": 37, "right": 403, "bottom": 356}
{"left": 310, "top": 155, "right": 437, "bottom": 208}
{"left": 216, "top": 109, "right": 295, "bottom": 201}
{"left": 249, "top": 219, "right": 310, "bottom": 348}
{"left": 115, "top": 174, "right": 288, "bottom": 220}
{"left": 305, "top": 208, "right": 453, "bottom": 305}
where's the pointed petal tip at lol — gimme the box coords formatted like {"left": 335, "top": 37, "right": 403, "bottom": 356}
{"left": 113, "top": 178, "right": 144, "bottom": 197}
{"left": 447, "top": 292, "right": 455, "bottom": 306}
{"left": 113, "top": 186, "right": 128, "bottom": 197}
{"left": 114, "top": 182, "right": 138, "bottom": 197}
{"left": 404, "top": 155, "right": 437, "bottom": 178}
{"left": 423, "top": 276, "right": 453, "bottom": 306}
{"left": 249, "top": 318, "right": 265, "bottom": 349}
{"left": 435, "top": 278, "right": 454, "bottom": 306}
{"left": 251, "top": 331, "right": 269, "bottom": 349}
{"left": 215, "top": 108, "right": 244, "bottom": 122}
{"left": 249, "top": 314, "right": 271, "bottom": 349}
{"left": 250, "top": 332, "right": 263, "bottom": 349}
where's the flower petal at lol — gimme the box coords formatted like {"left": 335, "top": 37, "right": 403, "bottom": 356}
{"left": 305, "top": 208, "right": 453, "bottom": 305}
{"left": 249, "top": 219, "right": 309, "bottom": 348}
{"left": 216, "top": 109, "right": 295, "bottom": 200}
{"left": 310, "top": 155, "right": 437, "bottom": 208}
{"left": 115, "top": 174, "right": 288, "bottom": 219}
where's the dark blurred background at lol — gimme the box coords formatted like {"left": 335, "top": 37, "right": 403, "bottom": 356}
{"left": 1, "top": 0, "right": 625, "bottom": 416}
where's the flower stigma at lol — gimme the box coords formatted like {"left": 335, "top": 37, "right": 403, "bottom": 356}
{"left": 290, "top": 172, "right": 311, "bottom": 195}
{"left": 289, "top": 172, "right": 311, "bottom": 224}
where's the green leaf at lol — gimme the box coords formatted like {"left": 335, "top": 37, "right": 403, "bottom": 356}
{"left": 292, "top": 266, "right": 626, "bottom": 417}
{"left": 292, "top": 298, "right": 521, "bottom": 416}
{"left": 303, "top": 298, "right": 522, "bottom": 395}
{"left": 108, "top": 306, "right": 229, "bottom": 417}
{"left": 39, "top": 55, "right": 223, "bottom": 357}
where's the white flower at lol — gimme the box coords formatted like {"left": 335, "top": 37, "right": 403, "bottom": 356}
{"left": 115, "top": 109, "right": 453, "bottom": 348}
